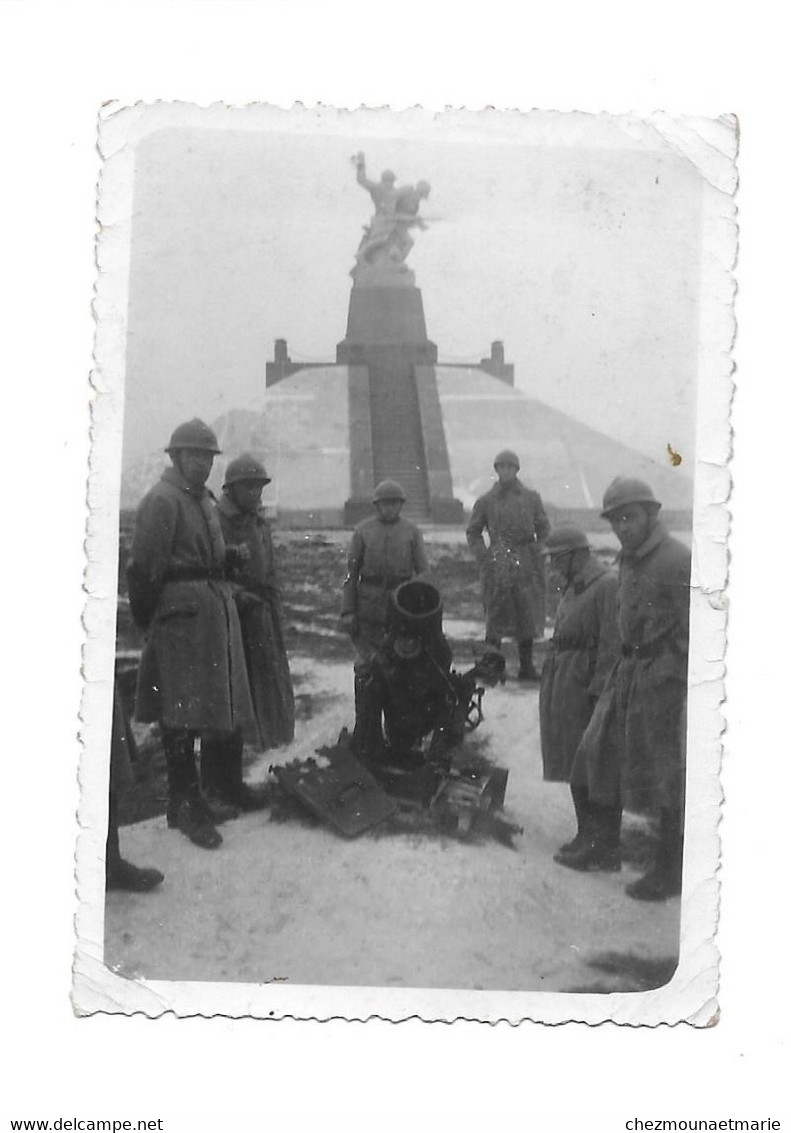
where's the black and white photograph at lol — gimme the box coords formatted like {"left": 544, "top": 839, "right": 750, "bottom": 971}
{"left": 75, "top": 103, "right": 733, "bottom": 1025}
{"left": 11, "top": 0, "right": 791, "bottom": 1127}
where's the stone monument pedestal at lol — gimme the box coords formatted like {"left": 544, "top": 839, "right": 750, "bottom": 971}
{"left": 337, "top": 282, "right": 462, "bottom": 525}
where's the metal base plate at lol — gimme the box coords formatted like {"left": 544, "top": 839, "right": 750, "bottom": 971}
{"left": 273, "top": 734, "right": 398, "bottom": 838}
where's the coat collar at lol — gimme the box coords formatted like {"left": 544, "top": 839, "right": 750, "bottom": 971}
{"left": 493, "top": 477, "right": 524, "bottom": 496}
{"left": 217, "top": 492, "right": 264, "bottom": 523}
{"left": 217, "top": 492, "right": 242, "bottom": 518}
{"left": 161, "top": 465, "right": 214, "bottom": 501}
{"left": 619, "top": 520, "right": 668, "bottom": 564}
{"left": 571, "top": 557, "right": 607, "bottom": 594}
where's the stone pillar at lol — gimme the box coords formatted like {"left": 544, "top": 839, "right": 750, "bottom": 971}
{"left": 480, "top": 340, "right": 515, "bottom": 385}
{"left": 344, "top": 365, "right": 376, "bottom": 525}
{"left": 414, "top": 365, "right": 463, "bottom": 523}
{"left": 337, "top": 281, "right": 461, "bottom": 525}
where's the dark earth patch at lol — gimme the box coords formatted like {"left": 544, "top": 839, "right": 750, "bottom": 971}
{"left": 563, "top": 950, "right": 679, "bottom": 994}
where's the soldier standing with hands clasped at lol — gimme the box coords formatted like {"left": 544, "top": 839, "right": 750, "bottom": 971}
{"left": 340, "top": 480, "right": 429, "bottom": 713}
{"left": 565, "top": 478, "right": 691, "bottom": 900}
{"left": 127, "top": 419, "right": 255, "bottom": 851}
{"left": 466, "top": 450, "right": 550, "bottom": 681}
{"left": 539, "top": 524, "right": 620, "bottom": 864}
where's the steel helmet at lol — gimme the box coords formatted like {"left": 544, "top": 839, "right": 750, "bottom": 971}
{"left": 493, "top": 449, "right": 520, "bottom": 470}
{"left": 165, "top": 418, "right": 221, "bottom": 455}
{"left": 373, "top": 479, "right": 406, "bottom": 503}
{"left": 601, "top": 476, "right": 660, "bottom": 518}
{"left": 224, "top": 453, "right": 271, "bottom": 487}
{"left": 543, "top": 524, "right": 590, "bottom": 556}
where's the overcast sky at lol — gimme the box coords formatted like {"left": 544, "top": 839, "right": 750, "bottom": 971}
{"left": 122, "top": 116, "right": 702, "bottom": 470}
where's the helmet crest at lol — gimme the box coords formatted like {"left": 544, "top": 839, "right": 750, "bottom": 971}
{"left": 165, "top": 418, "right": 221, "bottom": 455}
{"left": 224, "top": 453, "right": 271, "bottom": 488}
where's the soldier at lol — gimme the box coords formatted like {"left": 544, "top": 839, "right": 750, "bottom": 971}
{"left": 564, "top": 478, "right": 691, "bottom": 900}
{"left": 201, "top": 454, "right": 295, "bottom": 812}
{"left": 538, "top": 524, "right": 620, "bottom": 864}
{"left": 340, "top": 480, "right": 429, "bottom": 711}
{"left": 127, "top": 419, "right": 255, "bottom": 850}
{"left": 466, "top": 450, "right": 550, "bottom": 680}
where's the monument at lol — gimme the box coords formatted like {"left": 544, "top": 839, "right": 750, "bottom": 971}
{"left": 121, "top": 155, "right": 693, "bottom": 524}
{"left": 258, "top": 156, "right": 692, "bottom": 528}
{"left": 102, "top": 157, "right": 692, "bottom": 525}
{"left": 267, "top": 154, "right": 466, "bottom": 525}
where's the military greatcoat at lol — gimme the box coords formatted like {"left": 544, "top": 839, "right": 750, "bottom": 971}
{"left": 539, "top": 559, "right": 619, "bottom": 782}
{"left": 132, "top": 467, "right": 254, "bottom": 734}
{"left": 340, "top": 515, "right": 429, "bottom": 668}
{"left": 216, "top": 494, "right": 295, "bottom": 750}
{"left": 466, "top": 479, "right": 550, "bottom": 641}
{"left": 572, "top": 523, "right": 691, "bottom": 812}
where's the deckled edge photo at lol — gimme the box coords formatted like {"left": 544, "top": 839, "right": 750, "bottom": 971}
{"left": 73, "top": 102, "right": 736, "bottom": 1025}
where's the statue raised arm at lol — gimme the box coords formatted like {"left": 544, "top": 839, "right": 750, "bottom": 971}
{"left": 350, "top": 154, "right": 431, "bottom": 282}
{"left": 352, "top": 152, "right": 399, "bottom": 215}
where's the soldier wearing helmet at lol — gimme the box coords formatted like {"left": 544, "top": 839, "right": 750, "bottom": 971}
{"left": 567, "top": 477, "right": 691, "bottom": 900}
{"left": 340, "top": 479, "right": 429, "bottom": 711}
{"left": 538, "top": 524, "right": 620, "bottom": 865}
{"left": 200, "top": 453, "right": 295, "bottom": 815}
{"left": 127, "top": 420, "right": 255, "bottom": 851}
{"left": 466, "top": 450, "right": 550, "bottom": 680}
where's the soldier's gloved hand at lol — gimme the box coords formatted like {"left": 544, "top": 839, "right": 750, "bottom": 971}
{"left": 340, "top": 612, "right": 357, "bottom": 637}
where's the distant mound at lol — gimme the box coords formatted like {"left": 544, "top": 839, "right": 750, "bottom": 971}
{"left": 436, "top": 367, "right": 693, "bottom": 518}
{"left": 122, "top": 364, "right": 693, "bottom": 525}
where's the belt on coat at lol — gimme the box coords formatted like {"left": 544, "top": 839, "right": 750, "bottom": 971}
{"left": 163, "top": 567, "right": 224, "bottom": 584}
{"left": 359, "top": 574, "right": 412, "bottom": 589}
{"left": 491, "top": 536, "right": 538, "bottom": 549}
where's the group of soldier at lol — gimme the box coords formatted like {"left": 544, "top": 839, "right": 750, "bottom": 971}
{"left": 109, "top": 422, "right": 690, "bottom": 907}
{"left": 538, "top": 476, "right": 690, "bottom": 902}
{"left": 339, "top": 447, "right": 690, "bottom": 903}
{"left": 107, "top": 418, "right": 295, "bottom": 890}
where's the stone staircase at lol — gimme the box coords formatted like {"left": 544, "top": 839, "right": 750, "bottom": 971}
{"left": 368, "top": 358, "right": 431, "bottom": 522}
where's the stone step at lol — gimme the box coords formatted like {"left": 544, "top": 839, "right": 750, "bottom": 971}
{"left": 367, "top": 357, "right": 431, "bottom": 518}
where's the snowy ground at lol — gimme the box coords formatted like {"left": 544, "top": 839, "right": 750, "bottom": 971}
{"left": 105, "top": 654, "right": 680, "bottom": 994}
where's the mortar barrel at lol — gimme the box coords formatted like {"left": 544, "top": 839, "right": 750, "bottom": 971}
{"left": 389, "top": 580, "right": 444, "bottom": 642}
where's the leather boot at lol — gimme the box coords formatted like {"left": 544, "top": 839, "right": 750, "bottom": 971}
{"left": 517, "top": 639, "right": 540, "bottom": 682}
{"left": 554, "top": 801, "right": 621, "bottom": 872}
{"left": 176, "top": 785, "right": 223, "bottom": 850}
{"left": 225, "top": 730, "right": 268, "bottom": 811}
{"left": 200, "top": 734, "right": 240, "bottom": 822}
{"left": 163, "top": 729, "right": 194, "bottom": 828}
{"left": 558, "top": 784, "right": 591, "bottom": 855}
{"left": 106, "top": 791, "right": 164, "bottom": 891}
{"left": 352, "top": 667, "right": 385, "bottom": 759}
{"left": 626, "top": 807, "right": 683, "bottom": 900}
{"left": 354, "top": 672, "right": 367, "bottom": 716}
{"left": 164, "top": 730, "right": 222, "bottom": 849}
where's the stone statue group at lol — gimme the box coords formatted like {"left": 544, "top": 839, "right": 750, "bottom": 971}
{"left": 351, "top": 152, "right": 431, "bottom": 278}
